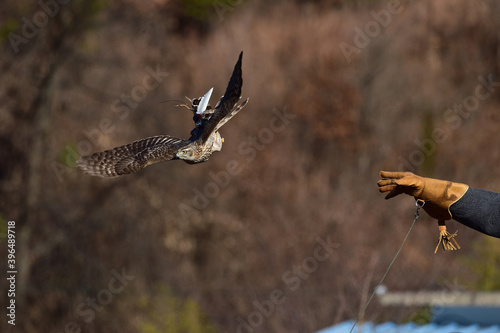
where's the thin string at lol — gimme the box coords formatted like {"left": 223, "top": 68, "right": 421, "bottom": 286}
{"left": 349, "top": 200, "right": 425, "bottom": 333}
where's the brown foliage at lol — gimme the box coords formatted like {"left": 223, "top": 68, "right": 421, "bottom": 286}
{"left": 1, "top": 0, "right": 500, "bottom": 332}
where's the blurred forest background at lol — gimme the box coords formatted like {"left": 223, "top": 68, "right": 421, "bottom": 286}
{"left": 1, "top": 0, "right": 500, "bottom": 332}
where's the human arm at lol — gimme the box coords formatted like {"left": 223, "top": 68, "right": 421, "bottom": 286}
{"left": 377, "top": 171, "right": 500, "bottom": 241}
{"left": 449, "top": 187, "right": 500, "bottom": 238}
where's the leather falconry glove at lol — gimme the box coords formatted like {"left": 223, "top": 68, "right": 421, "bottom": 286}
{"left": 377, "top": 171, "right": 469, "bottom": 253}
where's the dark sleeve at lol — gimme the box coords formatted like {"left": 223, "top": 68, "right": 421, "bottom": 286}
{"left": 449, "top": 187, "right": 500, "bottom": 238}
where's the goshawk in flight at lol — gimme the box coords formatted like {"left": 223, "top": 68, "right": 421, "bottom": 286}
{"left": 77, "top": 52, "right": 249, "bottom": 177}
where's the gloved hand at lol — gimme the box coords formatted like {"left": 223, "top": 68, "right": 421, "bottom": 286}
{"left": 377, "top": 171, "right": 469, "bottom": 252}
{"left": 377, "top": 171, "right": 469, "bottom": 220}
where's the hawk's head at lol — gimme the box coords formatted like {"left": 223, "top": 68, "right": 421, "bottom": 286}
{"left": 176, "top": 132, "right": 223, "bottom": 164}
{"left": 176, "top": 145, "right": 197, "bottom": 162}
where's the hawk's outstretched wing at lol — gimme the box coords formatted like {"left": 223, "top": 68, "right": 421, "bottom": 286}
{"left": 199, "top": 51, "right": 248, "bottom": 143}
{"left": 77, "top": 135, "right": 189, "bottom": 177}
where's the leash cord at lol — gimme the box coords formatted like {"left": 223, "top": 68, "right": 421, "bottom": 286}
{"left": 349, "top": 200, "right": 425, "bottom": 333}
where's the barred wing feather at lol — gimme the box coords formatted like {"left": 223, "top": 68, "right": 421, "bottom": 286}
{"left": 77, "top": 135, "right": 188, "bottom": 177}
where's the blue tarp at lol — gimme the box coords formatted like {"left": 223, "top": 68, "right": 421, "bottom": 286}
{"left": 316, "top": 320, "right": 500, "bottom": 333}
